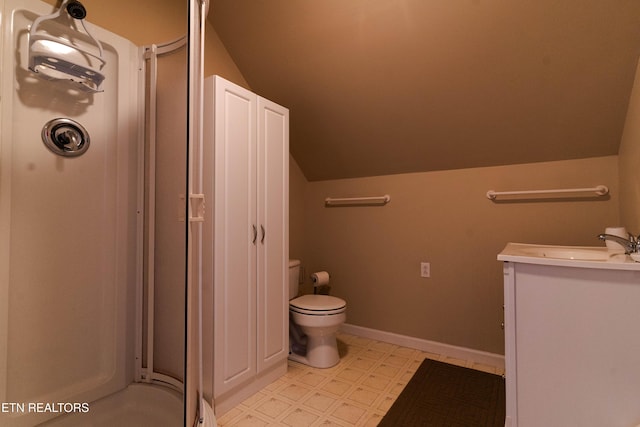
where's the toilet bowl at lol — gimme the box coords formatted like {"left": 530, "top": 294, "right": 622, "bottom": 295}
{"left": 288, "top": 260, "right": 347, "bottom": 368}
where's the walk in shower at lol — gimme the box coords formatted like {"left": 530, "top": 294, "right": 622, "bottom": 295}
{"left": 0, "top": 0, "right": 205, "bottom": 425}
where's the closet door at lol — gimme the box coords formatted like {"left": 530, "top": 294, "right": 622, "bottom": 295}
{"left": 212, "top": 76, "right": 257, "bottom": 396}
{"left": 256, "top": 97, "right": 289, "bottom": 373}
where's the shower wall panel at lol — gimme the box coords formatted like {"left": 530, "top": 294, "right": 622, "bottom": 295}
{"left": 0, "top": 0, "right": 140, "bottom": 425}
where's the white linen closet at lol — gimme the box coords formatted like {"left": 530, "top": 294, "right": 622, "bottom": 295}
{"left": 202, "top": 75, "right": 289, "bottom": 415}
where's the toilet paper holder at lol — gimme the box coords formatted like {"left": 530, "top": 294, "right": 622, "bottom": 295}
{"left": 311, "top": 271, "right": 330, "bottom": 286}
{"left": 311, "top": 271, "right": 331, "bottom": 294}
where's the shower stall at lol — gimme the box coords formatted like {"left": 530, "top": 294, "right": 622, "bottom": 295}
{"left": 0, "top": 0, "right": 207, "bottom": 425}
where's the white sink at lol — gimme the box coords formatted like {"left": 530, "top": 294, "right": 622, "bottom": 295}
{"left": 517, "top": 246, "right": 613, "bottom": 261}
{"left": 498, "top": 243, "right": 639, "bottom": 270}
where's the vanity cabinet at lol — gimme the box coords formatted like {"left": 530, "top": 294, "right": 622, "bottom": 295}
{"left": 499, "top": 244, "right": 640, "bottom": 427}
{"left": 203, "top": 75, "right": 289, "bottom": 413}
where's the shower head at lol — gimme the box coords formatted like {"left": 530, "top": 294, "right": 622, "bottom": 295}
{"left": 28, "top": 0, "right": 106, "bottom": 92}
{"left": 66, "top": 1, "right": 87, "bottom": 20}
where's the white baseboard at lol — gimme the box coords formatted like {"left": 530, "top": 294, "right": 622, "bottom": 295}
{"left": 340, "top": 323, "right": 505, "bottom": 370}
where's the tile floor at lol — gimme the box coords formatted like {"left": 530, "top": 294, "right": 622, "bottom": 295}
{"left": 216, "top": 332, "right": 504, "bottom": 426}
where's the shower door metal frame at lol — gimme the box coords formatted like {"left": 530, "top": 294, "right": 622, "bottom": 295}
{"left": 137, "top": 36, "right": 188, "bottom": 394}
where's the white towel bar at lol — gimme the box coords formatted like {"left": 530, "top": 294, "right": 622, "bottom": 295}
{"left": 486, "top": 185, "right": 608, "bottom": 200}
{"left": 325, "top": 195, "right": 391, "bottom": 206}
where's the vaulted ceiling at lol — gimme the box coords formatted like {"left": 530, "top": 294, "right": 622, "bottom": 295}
{"left": 211, "top": 1, "right": 640, "bottom": 181}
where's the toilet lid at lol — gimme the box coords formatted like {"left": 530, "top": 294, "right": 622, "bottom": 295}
{"left": 290, "top": 294, "right": 346, "bottom": 312}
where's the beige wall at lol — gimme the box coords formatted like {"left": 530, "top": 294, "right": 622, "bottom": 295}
{"left": 289, "top": 156, "right": 307, "bottom": 264}
{"left": 291, "top": 156, "right": 619, "bottom": 355}
{"left": 204, "top": 21, "right": 248, "bottom": 86}
{"left": 619, "top": 59, "right": 640, "bottom": 233}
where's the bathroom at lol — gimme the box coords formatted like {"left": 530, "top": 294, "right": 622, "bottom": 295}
{"left": 2, "top": 0, "right": 640, "bottom": 426}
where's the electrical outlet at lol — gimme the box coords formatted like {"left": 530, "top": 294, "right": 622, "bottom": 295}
{"left": 420, "top": 262, "right": 430, "bottom": 278}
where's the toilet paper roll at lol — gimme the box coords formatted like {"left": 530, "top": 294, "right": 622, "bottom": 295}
{"left": 311, "top": 271, "right": 330, "bottom": 287}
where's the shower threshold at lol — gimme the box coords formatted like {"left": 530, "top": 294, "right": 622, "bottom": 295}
{"left": 40, "top": 383, "right": 182, "bottom": 426}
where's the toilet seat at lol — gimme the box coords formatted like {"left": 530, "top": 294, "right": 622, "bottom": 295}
{"left": 290, "top": 294, "right": 346, "bottom": 316}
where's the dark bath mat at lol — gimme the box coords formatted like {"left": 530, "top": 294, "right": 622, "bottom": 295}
{"left": 378, "top": 358, "right": 505, "bottom": 427}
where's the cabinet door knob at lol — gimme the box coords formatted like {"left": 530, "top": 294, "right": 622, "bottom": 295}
{"left": 261, "top": 225, "right": 265, "bottom": 243}
{"left": 252, "top": 225, "right": 257, "bottom": 244}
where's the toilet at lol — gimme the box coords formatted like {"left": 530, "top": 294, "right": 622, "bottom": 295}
{"left": 288, "top": 259, "right": 347, "bottom": 368}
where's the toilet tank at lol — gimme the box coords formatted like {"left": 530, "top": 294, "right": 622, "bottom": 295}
{"left": 289, "top": 259, "right": 301, "bottom": 300}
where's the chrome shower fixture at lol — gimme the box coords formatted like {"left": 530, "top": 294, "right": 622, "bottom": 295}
{"left": 66, "top": 1, "right": 87, "bottom": 20}
{"left": 41, "top": 118, "right": 91, "bottom": 157}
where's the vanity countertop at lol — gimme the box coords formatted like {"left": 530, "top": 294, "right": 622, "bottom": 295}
{"left": 498, "top": 242, "right": 640, "bottom": 270}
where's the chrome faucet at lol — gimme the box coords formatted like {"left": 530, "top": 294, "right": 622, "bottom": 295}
{"left": 597, "top": 233, "right": 640, "bottom": 254}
